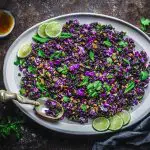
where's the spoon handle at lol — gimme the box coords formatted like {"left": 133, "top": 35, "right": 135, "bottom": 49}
{"left": 0, "top": 90, "right": 40, "bottom": 106}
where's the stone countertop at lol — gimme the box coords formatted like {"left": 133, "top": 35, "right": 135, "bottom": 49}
{"left": 0, "top": 0, "right": 149, "bottom": 150}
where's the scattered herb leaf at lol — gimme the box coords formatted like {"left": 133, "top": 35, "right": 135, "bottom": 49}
{"left": 124, "top": 81, "right": 135, "bottom": 93}
{"left": 140, "top": 71, "right": 149, "bottom": 80}
{"left": 89, "top": 50, "right": 94, "bottom": 61}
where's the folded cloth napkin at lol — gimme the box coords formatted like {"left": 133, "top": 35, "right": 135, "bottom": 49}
{"left": 92, "top": 113, "right": 150, "bottom": 150}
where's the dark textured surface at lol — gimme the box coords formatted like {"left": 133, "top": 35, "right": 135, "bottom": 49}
{"left": 0, "top": 0, "right": 149, "bottom": 149}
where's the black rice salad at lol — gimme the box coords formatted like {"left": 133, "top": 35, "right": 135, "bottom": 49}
{"left": 14, "top": 20, "right": 149, "bottom": 123}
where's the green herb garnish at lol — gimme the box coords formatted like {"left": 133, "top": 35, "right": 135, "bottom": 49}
{"left": 117, "top": 47, "right": 122, "bottom": 52}
{"left": 19, "top": 88, "right": 26, "bottom": 95}
{"left": 81, "top": 104, "right": 87, "bottom": 112}
{"left": 38, "top": 50, "right": 45, "bottom": 57}
{"left": 0, "top": 117, "right": 23, "bottom": 139}
{"left": 107, "top": 57, "right": 113, "bottom": 64}
{"left": 14, "top": 57, "right": 25, "bottom": 66}
{"left": 96, "top": 24, "right": 104, "bottom": 31}
{"left": 79, "top": 76, "right": 89, "bottom": 86}
{"left": 140, "top": 71, "right": 149, "bottom": 80}
{"left": 87, "top": 81, "right": 102, "bottom": 97}
{"left": 50, "top": 51, "right": 64, "bottom": 60}
{"left": 103, "top": 39, "right": 112, "bottom": 47}
{"left": 36, "top": 81, "right": 47, "bottom": 92}
{"left": 124, "top": 81, "right": 135, "bottom": 93}
{"left": 28, "top": 66, "right": 37, "bottom": 74}
{"left": 57, "top": 65, "right": 68, "bottom": 75}
{"left": 89, "top": 50, "right": 95, "bottom": 61}
{"left": 59, "top": 32, "right": 72, "bottom": 38}
{"left": 103, "top": 82, "right": 112, "bottom": 92}
{"left": 123, "top": 58, "right": 130, "bottom": 64}
{"left": 140, "top": 17, "right": 150, "bottom": 31}
{"left": 118, "top": 41, "right": 128, "bottom": 47}
{"left": 63, "top": 96, "right": 70, "bottom": 102}
{"left": 32, "top": 34, "right": 49, "bottom": 43}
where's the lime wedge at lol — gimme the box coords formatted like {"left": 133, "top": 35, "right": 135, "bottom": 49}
{"left": 92, "top": 117, "right": 110, "bottom": 132}
{"left": 109, "top": 115, "right": 123, "bottom": 131}
{"left": 45, "top": 21, "right": 62, "bottom": 38}
{"left": 118, "top": 110, "right": 131, "bottom": 125}
{"left": 17, "top": 43, "right": 32, "bottom": 58}
{"left": 38, "top": 23, "right": 48, "bottom": 38}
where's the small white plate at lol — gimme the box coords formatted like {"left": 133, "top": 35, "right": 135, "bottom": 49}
{"left": 3, "top": 13, "right": 150, "bottom": 135}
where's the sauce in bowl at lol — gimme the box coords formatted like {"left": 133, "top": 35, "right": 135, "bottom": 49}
{"left": 0, "top": 10, "right": 15, "bottom": 37}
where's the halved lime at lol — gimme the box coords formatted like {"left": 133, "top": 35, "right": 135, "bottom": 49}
{"left": 118, "top": 110, "right": 131, "bottom": 125}
{"left": 109, "top": 115, "right": 123, "bottom": 131}
{"left": 92, "top": 117, "right": 110, "bottom": 132}
{"left": 17, "top": 43, "right": 32, "bottom": 58}
{"left": 45, "top": 21, "right": 62, "bottom": 38}
{"left": 38, "top": 23, "right": 48, "bottom": 38}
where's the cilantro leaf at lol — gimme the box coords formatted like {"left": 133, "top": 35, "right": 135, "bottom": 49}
{"left": 140, "top": 71, "right": 149, "bottom": 80}
{"left": 81, "top": 104, "right": 87, "bottom": 112}
{"left": 79, "top": 76, "right": 89, "bottom": 86}
{"left": 103, "top": 39, "right": 112, "bottom": 47}
{"left": 118, "top": 41, "right": 128, "bottom": 47}
{"left": 140, "top": 17, "right": 150, "bottom": 31}
{"left": 107, "top": 57, "right": 113, "bottom": 64}
{"left": 63, "top": 96, "right": 70, "bottom": 102}
{"left": 141, "top": 17, "right": 150, "bottom": 26}
{"left": 124, "top": 81, "right": 135, "bottom": 93}
{"left": 38, "top": 50, "right": 45, "bottom": 57}
{"left": 32, "top": 34, "right": 49, "bottom": 43}
{"left": 28, "top": 66, "right": 37, "bottom": 73}
{"left": 89, "top": 50, "right": 94, "bottom": 61}
{"left": 123, "top": 58, "right": 130, "bottom": 64}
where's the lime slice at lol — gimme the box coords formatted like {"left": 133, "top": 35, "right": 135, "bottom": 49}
{"left": 38, "top": 23, "right": 48, "bottom": 38}
{"left": 92, "top": 117, "right": 110, "bottom": 132}
{"left": 45, "top": 21, "right": 62, "bottom": 38}
{"left": 118, "top": 110, "right": 131, "bottom": 125}
{"left": 109, "top": 115, "right": 123, "bottom": 131}
{"left": 17, "top": 43, "right": 32, "bottom": 58}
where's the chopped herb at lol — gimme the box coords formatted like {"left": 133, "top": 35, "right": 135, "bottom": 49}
{"left": 89, "top": 50, "right": 94, "bottom": 61}
{"left": 107, "top": 57, "right": 113, "bottom": 64}
{"left": 140, "top": 71, "right": 149, "bottom": 80}
{"left": 36, "top": 82, "right": 47, "bottom": 92}
{"left": 28, "top": 66, "right": 37, "bottom": 73}
{"left": 96, "top": 24, "right": 104, "bottom": 31}
{"left": 117, "top": 47, "right": 122, "bottom": 52}
{"left": 79, "top": 76, "right": 89, "bottom": 86}
{"left": 14, "top": 57, "right": 25, "bottom": 66}
{"left": 57, "top": 65, "right": 68, "bottom": 75}
{"left": 81, "top": 104, "right": 87, "bottom": 112}
{"left": 32, "top": 34, "right": 49, "bottom": 43}
{"left": 63, "top": 96, "right": 70, "bottom": 102}
{"left": 87, "top": 83, "right": 94, "bottom": 90}
{"left": 19, "top": 88, "right": 26, "bottom": 95}
{"left": 103, "top": 83, "right": 112, "bottom": 92}
{"left": 38, "top": 50, "right": 45, "bottom": 57}
{"left": 124, "top": 81, "right": 135, "bottom": 93}
{"left": 118, "top": 41, "right": 128, "bottom": 47}
{"left": 123, "top": 58, "right": 130, "bottom": 64}
{"left": 107, "top": 74, "right": 113, "bottom": 79}
{"left": 50, "top": 51, "right": 63, "bottom": 60}
{"left": 103, "top": 39, "right": 112, "bottom": 47}
{"left": 140, "top": 18, "right": 150, "bottom": 31}
{"left": 0, "top": 117, "right": 23, "bottom": 139}
{"left": 94, "top": 81, "right": 102, "bottom": 89}
{"left": 59, "top": 32, "right": 72, "bottom": 38}
{"left": 91, "top": 91, "right": 98, "bottom": 97}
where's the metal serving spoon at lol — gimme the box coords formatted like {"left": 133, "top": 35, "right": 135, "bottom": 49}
{"left": 0, "top": 90, "right": 64, "bottom": 120}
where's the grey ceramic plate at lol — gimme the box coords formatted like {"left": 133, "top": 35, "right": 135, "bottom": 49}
{"left": 3, "top": 13, "right": 150, "bottom": 135}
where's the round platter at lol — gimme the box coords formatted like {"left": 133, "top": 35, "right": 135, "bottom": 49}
{"left": 3, "top": 13, "right": 150, "bottom": 135}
